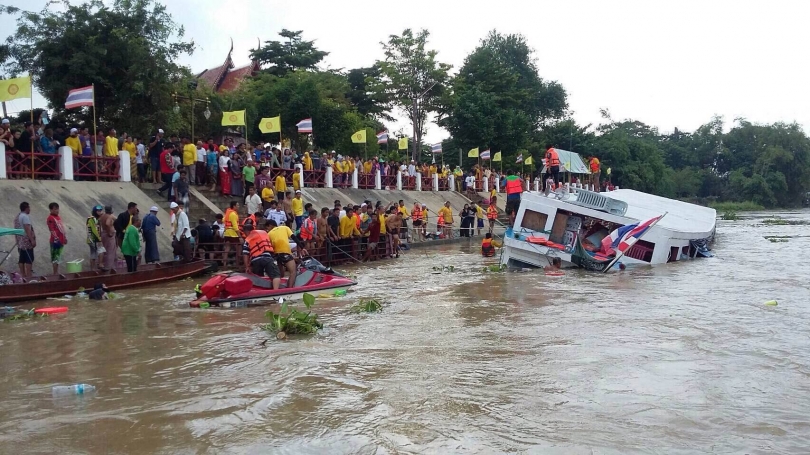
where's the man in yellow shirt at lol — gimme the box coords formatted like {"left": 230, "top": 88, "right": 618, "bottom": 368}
{"left": 182, "top": 137, "right": 197, "bottom": 185}
{"left": 260, "top": 185, "right": 275, "bottom": 211}
{"left": 267, "top": 219, "right": 296, "bottom": 287}
{"left": 123, "top": 135, "right": 137, "bottom": 180}
{"left": 333, "top": 157, "right": 344, "bottom": 187}
{"left": 291, "top": 190, "right": 305, "bottom": 229}
{"left": 339, "top": 207, "right": 361, "bottom": 239}
{"left": 363, "top": 160, "right": 372, "bottom": 174}
{"left": 292, "top": 168, "right": 301, "bottom": 191}
{"left": 104, "top": 129, "right": 119, "bottom": 157}
{"left": 438, "top": 202, "right": 454, "bottom": 238}
{"left": 222, "top": 201, "right": 241, "bottom": 264}
{"left": 274, "top": 172, "right": 287, "bottom": 202}
{"left": 65, "top": 128, "right": 81, "bottom": 156}
{"left": 397, "top": 200, "right": 410, "bottom": 241}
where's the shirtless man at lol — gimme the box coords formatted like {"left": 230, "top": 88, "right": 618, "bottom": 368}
{"left": 384, "top": 209, "right": 402, "bottom": 258}
{"left": 282, "top": 190, "right": 294, "bottom": 228}
{"left": 316, "top": 207, "right": 329, "bottom": 249}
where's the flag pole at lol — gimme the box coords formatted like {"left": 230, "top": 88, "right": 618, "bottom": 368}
{"left": 30, "top": 89, "right": 34, "bottom": 180}
{"left": 92, "top": 83, "right": 98, "bottom": 181}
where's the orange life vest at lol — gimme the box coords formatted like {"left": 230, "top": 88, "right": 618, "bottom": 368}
{"left": 300, "top": 217, "right": 315, "bottom": 240}
{"left": 481, "top": 238, "right": 495, "bottom": 257}
{"left": 245, "top": 229, "right": 274, "bottom": 259}
{"left": 546, "top": 148, "right": 560, "bottom": 167}
{"left": 239, "top": 214, "right": 257, "bottom": 237}
{"left": 505, "top": 176, "right": 522, "bottom": 195}
{"left": 437, "top": 216, "right": 445, "bottom": 227}
{"left": 412, "top": 206, "right": 423, "bottom": 221}
{"left": 486, "top": 205, "right": 498, "bottom": 220}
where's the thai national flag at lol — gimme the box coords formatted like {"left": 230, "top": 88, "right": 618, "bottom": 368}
{"left": 431, "top": 143, "right": 442, "bottom": 154}
{"left": 480, "top": 149, "right": 491, "bottom": 160}
{"left": 296, "top": 118, "right": 313, "bottom": 133}
{"left": 65, "top": 86, "right": 94, "bottom": 109}
{"left": 516, "top": 153, "right": 523, "bottom": 163}
{"left": 376, "top": 131, "right": 388, "bottom": 144}
{"left": 601, "top": 215, "right": 663, "bottom": 255}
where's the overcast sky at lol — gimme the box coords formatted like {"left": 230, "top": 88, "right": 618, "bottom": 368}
{"left": 2, "top": 0, "right": 808, "bottom": 143}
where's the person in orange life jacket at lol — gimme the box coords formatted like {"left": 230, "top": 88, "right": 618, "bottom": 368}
{"left": 544, "top": 143, "right": 561, "bottom": 191}
{"left": 589, "top": 156, "right": 601, "bottom": 191}
{"left": 241, "top": 221, "right": 281, "bottom": 289}
{"left": 504, "top": 170, "right": 523, "bottom": 227}
{"left": 411, "top": 202, "right": 425, "bottom": 241}
{"left": 486, "top": 196, "right": 499, "bottom": 234}
{"left": 300, "top": 209, "right": 318, "bottom": 250}
{"left": 481, "top": 233, "right": 496, "bottom": 257}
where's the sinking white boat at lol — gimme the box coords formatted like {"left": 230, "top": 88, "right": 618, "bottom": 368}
{"left": 500, "top": 188, "right": 716, "bottom": 272}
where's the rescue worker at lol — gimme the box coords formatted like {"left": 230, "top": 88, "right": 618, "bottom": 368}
{"left": 504, "top": 171, "right": 523, "bottom": 226}
{"left": 267, "top": 219, "right": 297, "bottom": 288}
{"left": 300, "top": 209, "right": 318, "bottom": 250}
{"left": 486, "top": 197, "right": 499, "bottom": 235}
{"left": 241, "top": 220, "right": 281, "bottom": 290}
{"left": 412, "top": 202, "right": 424, "bottom": 241}
{"left": 481, "top": 233, "right": 495, "bottom": 257}
{"left": 544, "top": 144, "right": 561, "bottom": 190}
{"left": 589, "top": 156, "right": 601, "bottom": 191}
{"left": 222, "top": 200, "right": 241, "bottom": 266}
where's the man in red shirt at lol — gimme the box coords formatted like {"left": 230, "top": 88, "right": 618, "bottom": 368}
{"left": 362, "top": 212, "right": 381, "bottom": 262}
{"left": 46, "top": 202, "right": 68, "bottom": 274}
{"left": 156, "top": 145, "right": 176, "bottom": 200}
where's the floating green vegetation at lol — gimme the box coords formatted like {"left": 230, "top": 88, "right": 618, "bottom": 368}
{"left": 762, "top": 217, "right": 809, "bottom": 226}
{"left": 4, "top": 309, "right": 47, "bottom": 322}
{"left": 708, "top": 201, "right": 765, "bottom": 212}
{"left": 262, "top": 293, "right": 322, "bottom": 339}
{"left": 351, "top": 299, "right": 384, "bottom": 313}
{"left": 483, "top": 264, "right": 506, "bottom": 273}
{"left": 721, "top": 211, "right": 738, "bottom": 221}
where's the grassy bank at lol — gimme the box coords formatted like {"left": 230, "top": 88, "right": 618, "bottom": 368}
{"left": 708, "top": 201, "right": 765, "bottom": 212}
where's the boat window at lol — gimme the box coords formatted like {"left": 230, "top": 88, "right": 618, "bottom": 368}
{"left": 520, "top": 209, "right": 548, "bottom": 233}
{"left": 625, "top": 240, "right": 655, "bottom": 262}
{"left": 668, "top": 246, "right": 679, "bottom": 263}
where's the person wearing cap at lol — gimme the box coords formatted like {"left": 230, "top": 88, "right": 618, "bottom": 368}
{"left": 142, "top": 206, "right": 161, "bottom": 264}
{"left": 172, "top": 201, "right": 192, "bottom": 262}
{"left": 86, "top": 205, "right": 104, "bottom": 271}
{"left": 148, "top": 129, "right": 165, "bottom": 184}
{"left": 65, "top": 128, "right": 81, "bottom": 157}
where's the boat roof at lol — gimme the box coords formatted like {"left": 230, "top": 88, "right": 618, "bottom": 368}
{"left": 0, "top": 227, "right": 23, "bottom": 237}
{"left": 590, "top": 189, "right": 716, "bottom": 233}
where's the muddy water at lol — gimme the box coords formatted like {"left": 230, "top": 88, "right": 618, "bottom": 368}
{"left": 0, "top": 211, "right": 809, "bottom": 454}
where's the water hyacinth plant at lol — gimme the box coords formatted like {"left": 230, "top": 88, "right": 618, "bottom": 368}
{"left": 351, "top": 299, "right": 384, "bottom": 313}
{"left": 262, "top": 292, "right": 322, "bottom": 338}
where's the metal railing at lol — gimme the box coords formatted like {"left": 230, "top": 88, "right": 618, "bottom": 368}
{"left": 5, "top": 150, "right": 61, "bottom": 179}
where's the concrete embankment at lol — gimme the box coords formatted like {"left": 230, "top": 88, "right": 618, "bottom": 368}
{"left": 299, "top": 188, "right": 473, "bottom": 220}
{"left": 0, "top": 180, "right": 175, "bottom": 275}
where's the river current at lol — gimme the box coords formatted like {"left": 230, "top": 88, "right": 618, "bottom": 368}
{"left": 0, "top": 210, "right": 808, "bottom": 454}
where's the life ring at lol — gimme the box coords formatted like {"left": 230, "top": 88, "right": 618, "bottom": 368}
{"left": 545, "top": 270, "right": 565, "bottom": 277}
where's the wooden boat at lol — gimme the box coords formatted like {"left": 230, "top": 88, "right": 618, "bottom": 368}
{"left": 0, "top": 260, "right": 209, "bottom": 304}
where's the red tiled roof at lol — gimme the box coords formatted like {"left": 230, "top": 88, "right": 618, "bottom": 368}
{"left": 197, "top": 61, "right": 231, "bottom": 90}
{"left": 218, "top": 62, "right": 260, "bottom": 92}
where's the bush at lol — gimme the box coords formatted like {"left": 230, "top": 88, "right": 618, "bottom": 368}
{"left": 708, "top": 201, "right": 765, "bottom": 212}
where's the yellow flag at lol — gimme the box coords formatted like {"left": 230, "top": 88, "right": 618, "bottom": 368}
{"left": 468, "top": 147, "right": 479, "bottom": 158}
{"left": 492, "top": 151, "right": 502, "bottom": 162}
{"left": 352, "top": 130, "right": 367, "bottom": 143}
{"left": 525, "top": 156, "right": 533, "bottom": 165}
{"left": 398, "top": 137, "right": 408, "bottom": 150}
{"left": 259, "top": 116, "right": 281, "bottom": 133}
{"left": 0, "top": 76, "right": 32, "bottom": 102}
{"left": 221, "top": 110, "right": 246, "bottom": 126}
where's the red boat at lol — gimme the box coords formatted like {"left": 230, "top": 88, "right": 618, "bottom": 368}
{"left": 190, "top": 258, "right": 356, "bottom": 308}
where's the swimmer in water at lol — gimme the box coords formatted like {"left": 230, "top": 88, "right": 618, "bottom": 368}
{"left": 544, "top": 257, "right": 562, "bottom": 273}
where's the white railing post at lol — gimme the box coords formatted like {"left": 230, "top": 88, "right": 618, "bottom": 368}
{"left": 494, "top": 177, "right": 500, "bottom": 193}
{"left": 59, "top": 146, "right": 74, "bottom": 181}
{"left": 396, "top": 171, "right": 403, "bottom": 190}
{"left": 0, "top": 143, "right": 6, "bottom": 179}
{"left": 352, "top": 167, "right": 359, "bottom": 189}
{"left": 375, "top": 170, "right": 381, "bottom": 190}
{"left": 118, "top": 150, "right": 130, "bottom": 182}
{"left": 295, "top": 163, "right": 304, "bottom": 188}
{"left": 415, "top": 172, "right": 422, "bottom": 191}
{"left": 325, "top": 167, "right": 333, "bottom": 188}
{"left": 448, "top": 175, "right": 455, "bottom": 193}
{"left": 433, "top": 174, "right": 439, "bottom": 192}
{"left": 534, "top": 180, "right": 540, "bottom": 192}
{"left": 483, "top": 178, "right": 489, "bottom": 193}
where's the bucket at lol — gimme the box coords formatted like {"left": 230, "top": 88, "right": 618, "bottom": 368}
{"left": 66, "top": 259, "right": 83, "bottom": 273}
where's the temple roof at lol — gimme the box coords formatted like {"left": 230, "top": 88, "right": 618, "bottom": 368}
{"left": 196, "top": 39, "right": 260, "bottom": 93}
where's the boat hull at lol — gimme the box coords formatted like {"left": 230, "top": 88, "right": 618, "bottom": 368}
{"left": 0, "top": 260, "right": 210, "bottom": 304}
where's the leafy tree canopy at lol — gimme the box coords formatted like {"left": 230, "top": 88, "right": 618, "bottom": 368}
{"left": 251, "top": 29, "right": 329, "bottom": 77}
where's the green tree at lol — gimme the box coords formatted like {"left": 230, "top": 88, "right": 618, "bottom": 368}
{"left": 441, "top": 31, "right": 567, "bottom": 165}
{"left": 373, "top": 29, "right": 451, "bottom": 161}
{"left": 251, "top": 29, "right": 329, "bottom": 77}
{"left": 346, "top": 67, "right": 392, "bottom": 121}
{"left": 4, "top": 0, "right": 194, "bottom": 136}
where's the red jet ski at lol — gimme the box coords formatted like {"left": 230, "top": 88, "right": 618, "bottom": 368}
{"left": 190, "top": 258, "right": 356, "bottom": 308}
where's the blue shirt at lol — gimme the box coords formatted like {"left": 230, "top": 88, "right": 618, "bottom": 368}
{"left": 253, "top": 148, "right": 262, "bottom": 163}
{"left": 40, "top": 136, "right": 56, "bottom": 154}
{"left": 206, "top": 151, "right": 218, "bottom": 168}
{"left": 141, "top": 213, "right": 161, "bottom": 233}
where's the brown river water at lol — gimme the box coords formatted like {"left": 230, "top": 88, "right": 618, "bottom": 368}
{"left": 1, "top": 211, "right": 809, "bottom": 454}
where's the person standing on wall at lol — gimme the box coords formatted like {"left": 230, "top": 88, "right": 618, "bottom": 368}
{"left": 589, "top": 156, "right": 601, "bottom": 191}
{"left": 14, "top": 202, "right": 35, "bottom": 278}
{"left": 504, "top": 170, "right": 523, "bottom": 227}
{"left": 148, "top": 129, "right": 165, "bottom": 184}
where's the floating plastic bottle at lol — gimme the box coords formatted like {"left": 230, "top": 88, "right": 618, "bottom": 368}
{"left": 52, "top": 384, "right": 96, "bottom": 396}
{"left": 333, "top": 289, "right": 347, "bottom": 297}
{"left": 764, "top": 300, "right": 778, "bottom": 306}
